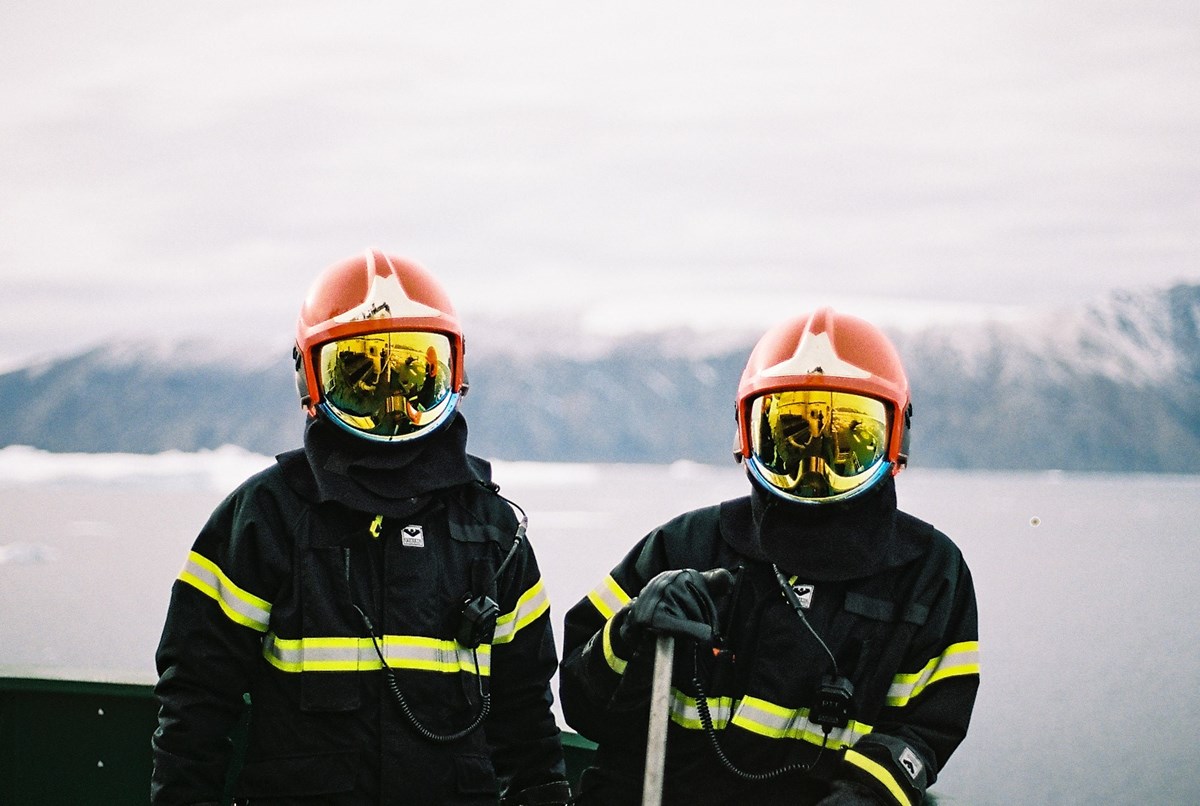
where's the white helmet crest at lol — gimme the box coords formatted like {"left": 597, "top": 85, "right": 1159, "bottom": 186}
{"left": 760, "top": 330, "right": 871, "bottom": 380}
{"left": 331, "top": 252, "right": 445, "bottom": 324}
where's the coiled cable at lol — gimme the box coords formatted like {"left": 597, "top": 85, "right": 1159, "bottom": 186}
{"left": 689, "top": 643, "right": 824, "bottom": 782}
{"left": 354, "top": 604, "right": 490, "bottom": 743}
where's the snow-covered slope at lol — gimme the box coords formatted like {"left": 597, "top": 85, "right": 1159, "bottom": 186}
{"left": 1, "top": 283, "right": 1197, "bottom": 471}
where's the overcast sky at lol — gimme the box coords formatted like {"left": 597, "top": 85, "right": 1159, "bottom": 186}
{"left": 2, "top": 2, "right": 1198, "bottom": 366}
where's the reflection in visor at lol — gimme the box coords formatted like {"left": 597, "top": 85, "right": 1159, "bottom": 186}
{"left": 749, "top": 390, "right": 891, "bottom": 503}
{"left": 318, "top": 331, "right": 456, "bottom": 441}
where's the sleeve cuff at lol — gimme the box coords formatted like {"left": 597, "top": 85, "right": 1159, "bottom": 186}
{"left": 841, "top": 736, "right": 929, "bottom": 806}
{"left": 601, "top": 610, "right": 634, "bottom": 675}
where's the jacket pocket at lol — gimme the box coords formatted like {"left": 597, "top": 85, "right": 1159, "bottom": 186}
{"left": 299, "top": 547, "right": 362, "bottom": 712}
{"left": 236, "top": 750, "right": 357, "bottom": 798}
{"left": 839, "top": 591, "right": 925, "bottom": 707}
{"left": 301, "top": 671, "right": 360, "bottom": 712}
{"left": 454, "top": 752, "right": 498, "bottom": 796}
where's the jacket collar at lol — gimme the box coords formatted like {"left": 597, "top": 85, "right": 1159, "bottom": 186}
{"left": 719, "top": 475, "right": 928, "bottom": 581}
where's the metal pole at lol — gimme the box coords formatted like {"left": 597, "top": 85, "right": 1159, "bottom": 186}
{"left": 642, "top": 633, "right": 674, "bottom": 806}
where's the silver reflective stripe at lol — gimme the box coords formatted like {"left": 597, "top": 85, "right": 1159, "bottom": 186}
{"left": 586, "top": 575, "right": 631, "bottom": 620}
{"left": 886, "top": 641, "right": 980, "bottom": 707}
{"left": 179, "top": 551, "right": 272, "bottom": 632}
{"left": 661, "top": 689, "right": 871, "bottom": 749}
{"left": 731, "top": 695, "right": 871, "bottom": 748}
{"left": 262, "top": 635, "right": 376, "bottom": 672}
{"left": 667, "top": 688, "right": 734, "bottom": 730}
{"left": 379, "top": 635, "right": 490, "bottom": 676}
{"left": 492, "top": 578, "right": 550, "bottom": 645}
{"left": 263, "top": 633, "right": 492, "bottom": 676}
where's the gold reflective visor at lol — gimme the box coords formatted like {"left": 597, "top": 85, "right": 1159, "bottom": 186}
{"left": 748, "top": 390, "right": 891, "bottom": 502}
{"left": 317, "top": 331, "right": 456, "bottom": 442}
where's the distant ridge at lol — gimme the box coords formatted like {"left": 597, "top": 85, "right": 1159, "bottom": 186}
{"left": 2, "top": 283, "right": 1198, "bottom": 472}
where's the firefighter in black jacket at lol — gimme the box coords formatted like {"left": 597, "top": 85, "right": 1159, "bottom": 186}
{"left": 152, "top": 250, "right": 571, "bottom": 805}
{"left": 560, "top": 308, "right": 979, "bottom": 805}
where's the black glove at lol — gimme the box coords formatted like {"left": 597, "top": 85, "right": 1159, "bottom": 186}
{"left": 499, "top": 779, "right": 573, "bottom": 805}
{"left": 814, "top": 779, "right": 885, "bottom": 805}
{"left": 618, "top": 568, "right": 734, "bottom": 647}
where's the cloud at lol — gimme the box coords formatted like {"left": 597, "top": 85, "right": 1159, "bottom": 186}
{"left": 1, "top": 2, "right": 1198, "bottom": 368}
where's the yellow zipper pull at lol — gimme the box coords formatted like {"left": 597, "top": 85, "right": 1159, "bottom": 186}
{"left": 369, "top": 515, "right": 384, "bottom": 539}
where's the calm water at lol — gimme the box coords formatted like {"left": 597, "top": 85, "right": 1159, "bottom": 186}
{"left": 2, "top": 456, "right": 1198, "bottom": 805}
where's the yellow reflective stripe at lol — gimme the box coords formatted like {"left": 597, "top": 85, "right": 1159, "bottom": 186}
{"left": 730, "top": 695, "right": 872, "bottom": 749}
{"left": 887, "top": 641, "right": 980, "bottom": 707}
{"left": 586, "top": 575, "right": 631, "bottom": 620}
{"left": 493, "top": 578, "right": 549, "bottom": 645}
{"left": 263, "top": 633, "right": 491, "bottom": 675}
{"left": 845, "top": 749, "right": 911, "bottom": 806}
{"left": 178, "top": 551, "right": 272, "bottom": 632}
{"left": 601, "top": 617, "right": 627, "bottom": 675}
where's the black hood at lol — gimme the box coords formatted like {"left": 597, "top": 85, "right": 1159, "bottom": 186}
{"left": 280, "top": 412, "right": 487, "bottom": 517}
{"left": 721, "top": 473, "right": 927, "bottom": 581}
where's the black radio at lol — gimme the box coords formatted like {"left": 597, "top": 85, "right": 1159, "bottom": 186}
{"left": 456, "top": 593, "right": 501, "bottom": 649}
{"left": 813, "top": 673, "right": 855, "bottom": 730}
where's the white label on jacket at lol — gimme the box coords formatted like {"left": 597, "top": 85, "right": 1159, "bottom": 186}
{"left": 401, "top": 525, "right": 425, "bottom": 547}
{"left": 899, "top": 746, "right": 923, "bottom": 781}
{"left": 791, "top": 583, "right": 814, "bottom": 609}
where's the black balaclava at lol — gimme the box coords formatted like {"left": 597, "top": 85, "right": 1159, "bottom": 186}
{"left": 739, "top": 473, "right": 926, "bottom": 581}
{"left": 301, "top": 411, "right": 481, "bottom": 518}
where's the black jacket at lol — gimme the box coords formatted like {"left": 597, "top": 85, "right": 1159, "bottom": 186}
{"left": 152, "top": 451, "right": 566, "bottom": 805}
{"left": 559, "top": 493, "right": 979, "bottom": 806}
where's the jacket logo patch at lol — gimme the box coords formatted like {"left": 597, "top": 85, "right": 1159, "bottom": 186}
{"left": 899, "top": 746, "right": 923, "bottom": 781}
{"left": 791, "top": 583, "right": 814, "bottom": 609}
{"left": 401, "top": 525, "right": 425, "bottom": 547}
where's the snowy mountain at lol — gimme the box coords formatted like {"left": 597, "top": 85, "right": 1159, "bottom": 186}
{"left": 2, "top": 283, "right": 1198, "bottom": 472}
{"left": 889, "top": 283, "right": 1200, "bottom": 472}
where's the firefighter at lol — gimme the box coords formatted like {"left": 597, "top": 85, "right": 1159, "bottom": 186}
{"left": 152, "top": 250, "right": 571, "bottom": 805}
{"left": 559, "top": 308, "right": 979, "bottom": 805}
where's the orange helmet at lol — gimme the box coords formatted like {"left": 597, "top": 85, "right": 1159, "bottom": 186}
{"left": 294, "top": 249, "right": 466, "bottom": 442}
{"left": 734, "top": 308, "right": 911, "bottom": 503}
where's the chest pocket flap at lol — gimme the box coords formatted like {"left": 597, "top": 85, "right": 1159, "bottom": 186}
{"left": 844, "top": 592, "right": 929, "bottom": 626}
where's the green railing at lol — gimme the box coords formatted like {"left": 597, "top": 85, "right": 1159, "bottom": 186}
{"left": 0, "top": 674, "right": 597, "bottom": 806}
{"left": 1, "top": 674, "right": 953, "bottom": 804}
